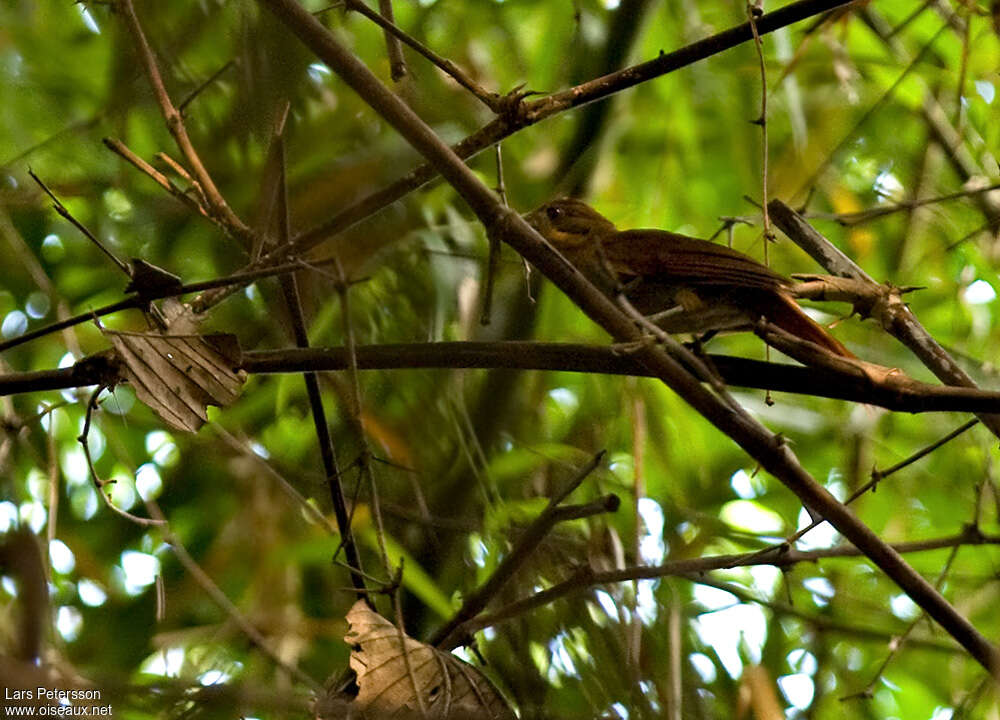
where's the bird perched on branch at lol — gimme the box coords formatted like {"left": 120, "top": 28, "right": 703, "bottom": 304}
{"left": 525, "top": 197, "right": 853, "bottom": 358}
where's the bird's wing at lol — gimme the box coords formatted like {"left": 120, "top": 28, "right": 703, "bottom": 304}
{"left": 601, "top": 230, "right": 788, "bottom": 290}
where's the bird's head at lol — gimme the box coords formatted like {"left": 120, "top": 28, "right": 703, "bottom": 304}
{"left": 524, "top": 198, "right": 617, "bottom": 249}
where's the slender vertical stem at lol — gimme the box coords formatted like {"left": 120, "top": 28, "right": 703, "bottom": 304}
{"left": 377, "top": 0, "right": 407, "bottom": 80}
{"left": 269, "top": 110, "right": 370, "bottom": 601}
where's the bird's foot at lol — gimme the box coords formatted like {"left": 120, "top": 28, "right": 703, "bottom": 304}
{"left": 611, "top": 335, "right": 660, "bottom": 355}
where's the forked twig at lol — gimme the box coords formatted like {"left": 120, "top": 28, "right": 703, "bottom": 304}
{"left": 461, "top": 527, "right": 1000, "bottom": 641}
{"left": 738, "top": 419, "right": 980, "bottom": 568}
{"left": 116, "top": 0, "right": 252, "bottom": 246}
{"left": 769, "top": 198, "right": 1000, "bottom": 443}
{"left": 841, "top": 542, "right": 963, "bottom": 701}
{"left": 102, "top": 137, "right": 209, "bottom": 218}
{"left": 430, "top": 451, "right": 614, "bottom": 649}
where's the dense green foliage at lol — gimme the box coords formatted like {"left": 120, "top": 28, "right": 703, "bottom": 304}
{"left": 2, "top": 0, "right": 1000, "bottom": 717}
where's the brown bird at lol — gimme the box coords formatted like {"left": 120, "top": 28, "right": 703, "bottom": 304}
{"left": 525, "top": 198, "right": 853, "bottom": 358}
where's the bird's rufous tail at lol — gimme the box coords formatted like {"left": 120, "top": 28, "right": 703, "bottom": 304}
{"left": 765, "top": 293, "right": 854, "bottom": 358}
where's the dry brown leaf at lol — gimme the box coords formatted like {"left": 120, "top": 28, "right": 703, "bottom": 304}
{"left": 104, "top": 329, "right": 245, "bottom": 433}
{"left": 345, "top": 600, "right": 514, "bottom": 720}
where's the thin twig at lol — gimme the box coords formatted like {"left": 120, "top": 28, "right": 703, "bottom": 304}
{"left": 549, "top": 449, "right": 606, "bottom": 508}
{"left": 0, "top": 115, "right": 103, "bottom": 172}
{"left": 953, "top": 1, "right": 970, "bottom": 126}
{"left": 804, "top": 182, "right": 1000, "bottom": 227}
{"left": 493, "top": 144, "right": 508, "bottom": 207}
{"left": 343, "top": 0, "right": 507, "bottom": 108}
{"left": 266, "top": 107, "right": 370, "bottom": 602}
{"left": 460, "top": 527, "right": 1000, "bottom": 639}
{"left": 860, "top": 7, "right": 1000, "bottom": 229}
{"left": 842, "top": 539, "right": 963, "bottom": 702}
{"left": 376, "top": 0, "right": 407, "bottom": 81}
{"left": 391, "top": 565, "right": 428, "bottom": 718}
{"left": 884, "top": 0, "right": 936, "bottom": 40}
{"left": 102, "top": 137, "right": 209, "bottom": 217}
{"left": 177, "top": 59, "right": 236, "bottom": 114}
{"left": 154, "top": 151, "right": 208, "bottom": 207}
{"left": 117, "top": 0, "right": 252, "bottom": 246}
{"left": 874, "top": 419, "right": 979, "bottom": 482}
{"left": 335, "top": 256, "right": 392, "bottom": 576}
{"left": 143, "top": 500, "right": 321, "bottom": 691}
{"left": 746, "top": 419, "right": 979, "bottom": 563}
{"left": 628, "top": 390, "right": 646, "bottom": 690}
{"left": 691, "top": 575, "right": 958, "bottom": 653}
{"left": 0, "top": 211, "right": 83, "bottom": 357}
{"left": 27, "top": 170, "right": 131, "bottom": 276}
{"left": 0, "top": 252, "right": 368, "bottom": 355}
{"left": 429, "top": 450, "right": 613, "bottom": 649}
{"left": 614, "top": 292, "right": 743, "bottom": 415}
{"left": 746, "top": 3, "right": 774, "bottom": 394}
{"left": 78, "top": 386, "right": 164, "bottom": 527}
{"left": 479, "top": 145, "right": 507, "bottom": 325}
{"left": 45, "top": 404, "right": 60, "bottom": 551}
{"left": 945, "top": 217, "right": 1000, "bottom": 253}
{"left": 212, "top": 426, "right": 339, "bottom": 535}
{"left": 746, "top": 4, "right": 771, "bottom": 264}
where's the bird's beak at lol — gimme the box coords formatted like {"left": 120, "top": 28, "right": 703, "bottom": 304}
{"left": 522, "top": 208, "right": 542, "bottom": 231}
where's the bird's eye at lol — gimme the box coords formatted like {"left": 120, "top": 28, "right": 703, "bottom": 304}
{"left": 546, "top": 206, "right": 563, "bottom": 221}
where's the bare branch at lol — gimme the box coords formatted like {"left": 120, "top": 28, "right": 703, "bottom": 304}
{"left": 27, "top": 170, "right": 131, "bottom": 276}
{"left": 78, "top": 386, "right": 164, "bottom": 527}
{"left": 190, "top": 0, "right": 860, "bottom": 313}
{"left": 11, "top": 342, "right": 1000, "bottom": 415}
{"left": 256, "top": 0, "right": 1000, "bottom": 674}
{"left": 102, "top": 137, "right": 210, "bottom": 218}
{"left": 459, "top": 527, "right": 1000, "bottom": 640}
{"left": 117, "top": 0, "right": 253, "bottom": 247}
{"left": 376, "top": 0, "right": 407, "bottom": 81}
{"left": 265, "top": 110, "right": 371, "bottom": 603}
{"left": 430, "top": 452, "right": 614, "bottom": 649}
{"left": 769, "top": 198, "right": 1000, "bottom": 442}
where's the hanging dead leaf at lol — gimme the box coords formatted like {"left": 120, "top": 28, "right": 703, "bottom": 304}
{"left": 345, "top": 600, "right": 514, "bottom": 720}
{"left": 103, "top": 329, "right": 245, "bottom": 433}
